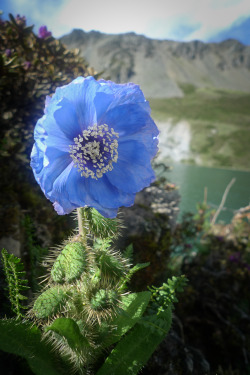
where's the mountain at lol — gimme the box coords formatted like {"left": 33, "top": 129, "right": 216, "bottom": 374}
{"left": 61, "top": 29, "right": 250, "bottom": 98}
{"left": 207, "top": 16, "right": 250, "bottom": 46}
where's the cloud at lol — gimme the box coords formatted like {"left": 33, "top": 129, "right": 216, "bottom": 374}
{"left": 207, "top": 15, "right": 250, "bottom": 44}
{"left": 185, "top": 0, "right": 250, "bottom": 40}
{"left": 146, "top": 16, "right": 201, "bottom": 41}
{"left": 1, "top": 0, "right": 250, "bottom": 41}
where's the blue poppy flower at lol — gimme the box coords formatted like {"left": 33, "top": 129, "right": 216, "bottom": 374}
{"left": 31, "top": 76, "right": 159, "bottom": 218}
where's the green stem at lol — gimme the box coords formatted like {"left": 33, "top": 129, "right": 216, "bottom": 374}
{"left": 77, "top": 207, "right": 88, "bottom": 247}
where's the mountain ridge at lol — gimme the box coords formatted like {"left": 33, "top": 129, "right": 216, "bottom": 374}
{"left": 208, "top": 16, "right": 250, "bottom": 45}
{"left": 61, "top": 29, "right": 250, "bottom": 98}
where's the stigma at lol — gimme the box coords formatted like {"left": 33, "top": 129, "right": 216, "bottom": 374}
{"left": 69, "top": 124, "right": 119, "bottom": 179}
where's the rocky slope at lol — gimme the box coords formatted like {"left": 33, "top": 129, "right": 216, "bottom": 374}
{"left": 61, "top": 29, "right": 250, "bottom": 98}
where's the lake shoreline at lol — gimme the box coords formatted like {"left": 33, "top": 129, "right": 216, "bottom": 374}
{"left": 155, "top": 161, "right": 250, "bottom": 224}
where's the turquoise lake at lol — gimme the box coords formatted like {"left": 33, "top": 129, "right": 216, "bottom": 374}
{"left": 156, "top": 162, "right": 250, "bottom": 223}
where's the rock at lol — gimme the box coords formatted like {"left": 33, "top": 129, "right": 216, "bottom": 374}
{"left": 0, "top": 237, "right": 21, "bottom": 258}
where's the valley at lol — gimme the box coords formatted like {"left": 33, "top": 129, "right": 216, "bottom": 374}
{"left": 151, "top": 87, "right": 250, "bottom": 170}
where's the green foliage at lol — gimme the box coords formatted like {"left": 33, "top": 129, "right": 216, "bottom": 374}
{"left": 168, "top": 204, "right": 215, "bottom": 272}
{"left": 21, "top": 215, "right": 48, "bottom": 291}
{"left": 96, "top": 307, "right": 172, "bottom": 375}
{"left": 0, "top": 319, "right": 69, "bottom": 375}
{"left": 90, "top": 289, "right": 118, "bottom": 311}
{"left": 45, "top": 318, "right": 90, "bottom": 350}
{"left": 0, "top": 203, "right": 185, "bottom": 374}
{"left": 104, "top": 292, "right": 151, "bottom": 347}
{"left": 93, "top": 240, "right": 130, "bottom": 283}
{"left": 119, "top": 262, "right": 150, "bottom": 290}
{"left": 96, "top": 275, "right": 187, "bottom": 374}
{"left": 85, "top": 207, "right": 120, "bottom": 239}
{"left": 26, "top": 215, "right": 156, "bottom": 373}
{"left": 1, "top": 248, "right": 29, "bottom": 319}
{"left": 51, "top": 242, "right": 87, "bottom": 283}
{"left": 148, "top": 275, "right": 188, "bottom": 315}
{"left": 123, "top": 243, "right": 134, "bottom": 262}
{"left": 33, "top": 286, "right": 67, "bottom": 319}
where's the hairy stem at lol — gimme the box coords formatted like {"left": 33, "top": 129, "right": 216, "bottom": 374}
{"left": 77, "top": 207, "right": 88, "bottom": 247}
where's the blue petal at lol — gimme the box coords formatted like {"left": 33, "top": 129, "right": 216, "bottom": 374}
{"left": 84, "top": 175, "right": 135, "bottom": 209}
{"left": 50, "top": 166, "right": 89, "bottom": 208}
{"left": 48, "top": 161, "right": 79, "bottom": 214}
{"left": 53, "top": 200, "right": 78, "bottom": 215}
{"left": 53, "top": 98, "right": 81, "bottom": 140}
{"left": 36, "top": 147, "right": 72, "bottom": 197}
{"left": 107, "top": 161, "right": 155, "bottom": 194}
{"left": 107, "top": 141, "right": 156, "bottom": 194}
{"left": 92, "top": 206, "right": 119, "bottom": 218}
{"left": 51, "top": 168, "right": 121, "bottom": 218}
{"left": 35, "top": 113, "right": 73, "bottom": 153}
{"left": 118, "top": 140, "right": 151, "bottom": 165}
{"left": 30, "top": 143, "right": 44, "bottom": 177}
{"left": 94, "top": 92, "right": 114, "bottom": 125}
{"left": 47, "top": 76, "right": 100, "bottom": 131}
{"left": 101, "top": 103, "right": 158, "bottom": 139}
{"left": 98, "top": 80, "right": 149, "bottom": 110}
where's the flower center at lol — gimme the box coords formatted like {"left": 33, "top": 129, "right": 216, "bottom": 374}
{"left": 69, "top": 124, "right": 119, "bottom": 179}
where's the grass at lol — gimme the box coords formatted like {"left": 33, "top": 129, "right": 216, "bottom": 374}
{"left": 149, "top": 86, "right": 250, "bottom": 170}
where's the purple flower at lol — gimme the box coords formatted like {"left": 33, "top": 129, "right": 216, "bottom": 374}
{"left": 5, "top": 49, "right": 11, "bottom": 58}
{"left": 38, "top": 25, "right": 52, "bottom": 39}
{"left": 216, "top": 235, "right": 224, "bottom": 242}
{"left": 229, "top": 252, "right": 241, "bottom": 263}
{"left": 30, "top": 76, "right": 159, "bottom": 218}
{"left": 24, "top": 61, "right": 31, "bottom": 70}
{"left": 16, "top": 15, "right": 26, "bottom": 26}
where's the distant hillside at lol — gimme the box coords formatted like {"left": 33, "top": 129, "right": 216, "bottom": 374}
{"left": 61, "top": 29, "right": 250, "bottom": 98}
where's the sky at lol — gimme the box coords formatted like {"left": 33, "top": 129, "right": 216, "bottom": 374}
{"left": 1, "top": 0, "right": 250, "bottom": 42}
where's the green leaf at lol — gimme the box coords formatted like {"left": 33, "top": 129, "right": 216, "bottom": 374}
{"left": 0, "top": 319, "right": 69, "bottom": 375}
{"left": 97, "top": 307, "right": 172, "bottom": 375}
{"left": 45, "top": 317, "right": 90, "bottom": 350}
{"left": 85, "top": 207, "right": 120, "bottom": 239}
{"left": 1, "top": 248, "right": 29, "bottom": 319}
{"left": 123, "top": 244, "right": 133, "bottom": 262}
{"left": 51, "top": 242, "right": 87, "bottom": 283}
{"left": 129, "top": 263, "right": 150, "bottom": 274}
{"left": 33, "top": 286, "right": 67, "bottom": 319}
{"left": 120, "top": 263, "right": 150, "bottom": 289}
{"left": 8, "top": 13, "right": 17, "bottom": 25}
{"left": 104, "top": 291, "right": 151, "bottom": 347}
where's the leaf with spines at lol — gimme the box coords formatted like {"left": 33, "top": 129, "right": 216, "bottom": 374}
{"left": 33, "top": 286, "right": 67, "bottom": 319}
{"left": 0, "top": 319, "right": 70, "bottom": 375}
{"left": 85, "top": 207, "right": 120, "bottom": 239}
{"left": 93, "top": 245, "right": 130, "bottom": 282}
{"left": 91, "top": 289, "right": 118, "bottom": 311}
{"left": 1, "top": 248, "right": 29, "bottom": 319}
{"left": 45, "top": 317, "right": 90, "bottom": 350}
{"left": 51, "top": 242, "right": 87, "bottom": 283}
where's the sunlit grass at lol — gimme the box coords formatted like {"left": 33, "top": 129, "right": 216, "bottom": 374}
{"left": 149, "top": 86, "right": 250, "bottom": 170}
{"left": 150, "top": 86, "right": 250, "bottom": 126}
